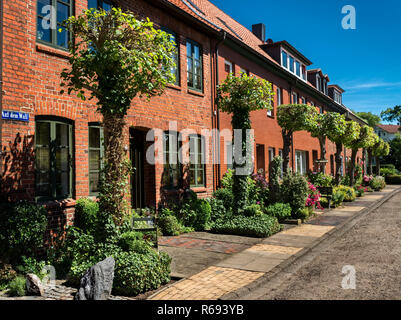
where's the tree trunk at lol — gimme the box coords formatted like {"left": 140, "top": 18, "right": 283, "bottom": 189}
{"left": 319, "top": 136, "right": 327, "bottom": 173}
{"left": 335, "top": 142, "right": 343, "bottom": 185}
{"left": 98, "top": 113, "right": 131, "bottom": 234}
{"left": 349, "top": 149, "right": 358, "bottom": 186}
{"left": 367, "top": 149, "right": 373, "bottom": 175}
{"left": 282, "top": 129, "right": 292, "bottom": 174}
{"left": 376, "top": 157, "right": 381, "bottom": 175}
{"left": 231, "top": 110, "right": 251, "bottom": 215}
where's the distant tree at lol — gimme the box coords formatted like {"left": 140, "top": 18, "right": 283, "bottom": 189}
{"left": 60, "top": 8, "right": 176, "bottom": 234}
{"left": 366, "top": 133, "right": 380, "bottom": 175}
{"left": 381, "top": 106, "right": 401, "bottom": 126}
{"left": 326, "top": 116, "right": 360, "bottom": 185}
{"left": 277, "top": 104, "right": 318, "bottom": 174}
{"left": 356, "top": 112, "right": 381, "bottom": 128}
{"left": 217, "top": 73, "right": 274, "bottom": 215}
{"left": 372, "top": 139, "right": 390, "bottom": 175}
{"left": 383, "top": 135, "right": 401, "bottom": 171}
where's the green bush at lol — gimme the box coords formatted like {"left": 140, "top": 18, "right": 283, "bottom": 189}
{"left": 211, "top": 215, "right": 281, "bottom": 238}
{"left": 113, "top": 250, "right": 171, "bottom": 296}
{"left": 332, "top": 188, "right": 345, "bottom": 207}
{"left": 385, "top": 174, "right": 401, "bottom": 185}
{"left": 74, "top": 198, "right": 99, "bottom": 235}
{"left": 281, "top": 172, "right": 309, "bottom": 218}
{"left": 307, "top": 172, "right": 334, "bottom": 187}
{"left": 15, "top": 257, "right": 47, "bottom": 280}
{"left": 370, "top": 176, "right": 386, "bottom": 191}
{"left": 0, "top": 201, "right": 47, "bottom": 265}
{"left": 0, "top": 262, "right": 17, "bottom": 285}
{"left": 192, "top": 199, "right": 211, "bottom": 231}
{"left": 266, "top": 203, "right": 291, "bottom": 221}
{"left": 207, "top": 198, "right": 228, "bottom": 221}
{"left": 243, "top": 204, "right": 264, "bottom": 217}
{"left": 158, "top": 215, "right": 184, "bottom": 236}
{"left": 7, "top": 276, "right": 26, "bottom": 297}
{"left": 118, "top": 231, "right": 145, "bottom": 251}
{"left": 268, "top": 156, "right": 282, "bottom": 204}
{"left": 335, "top": 185, "right": 356, "bottom": 202}
{"left": 213, "top": 187, "right": 234, "bottom": 212}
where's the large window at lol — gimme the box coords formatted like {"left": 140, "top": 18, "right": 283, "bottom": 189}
{"left": 163, "top": 132, "right": 181, "bottom": 189}
{"left": 37, "top": 0, "right": 73, "bottom": 49}
{"left": 189, "top": 135, "right": 205, "bottom": 187}
{"left": 295, "top": 150, "right": 307, "bottom": 175}
{"left": 334, "top": 90, "right": 342, "bottom": 104}
{"left": 88, "top": 0, "right": 112, "bottom": 10}
{"left": 281, "top": 49, "right": 306, "bottom": 81}
{"left": 162, "top": 28, "right": 180, "bottom": 85}
{"left": 225, "top": 60, "right": 233, "bottom": 74}
{"left": 281, "top": 51, "right": 288, "bottom": 69}
{"left": 89, "top": 125, "right": 104, "bottom": 195}
{"left": 187, "top": 40, "right": 203, "bottom": 91}
{"left": 35, "top": 118, "right": 73, "bottom": 199}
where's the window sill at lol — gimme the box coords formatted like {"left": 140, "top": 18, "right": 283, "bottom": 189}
{"left": 187, "top": 88, "right": 204, "bottom": 97}
{"left": 40, "top": 198, "right": 76, "bottom": 209}
{"left": 191, "top": 187, "right": 207, "bottom": 193}
{"left": 166, "top": 83, "right": 182, "bottom": 91}
{"left": 36, "top": 43, "right": 70, "bottom": 59}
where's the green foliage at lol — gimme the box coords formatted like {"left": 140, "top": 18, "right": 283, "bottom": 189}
{"left": 381, "top": 105, "right": 401, "bottom": 126}
{"left": 0, "top": 201, "right": 47, "bottom": 265}
{"left": 15, "top": 257, "right": 47, "bottom": 280}
{"left": 280, "top": 172, "right": 309, "bottom": 218}
{"left": 211, "top": 215, "right": 281, "bottom": 238}
{"left": 118, "top": 232, "right": 148, "bottom": 252}
{"left": 265, "top": 203, "right": 291, "bottom": 221}
{"left": 7, "top": 276, "right": 26, "bottom": 297}
{"left": 350, "top": 125, "right": 376, "bottom": 151}
{"left": 207, "top": 198, "right": 228, "bottom": 222}
{"left": 385, "top": 175, "right": 401, "bottom": 185}
{"left": 158, "top": 215, "right": 186, "bottom": 236}
{"left": 332, "top": 189, "right": 345, "bottom": 207}
{"left": 0, "top": 262, "right": 17, "bottom": 285}
{"left": 384, "top": 136, "right": 401, "bottom": 170}
{"left": 277, "top": 104, "right": 318, "bottom": 134}
{"left": 334, "top": 185, "right": 356, "bottom": 202}
{"left": 74, "top": 198, "right": 99, "bottom": 235}
{"left": 307, "top": 172, "right": 334, "bottom": 187}
{"left": 356, "top": 112, "right": 381, "bottom": 128}
{"left": 177, "top": 198, "right": 211, "bottom": 231}
{"left": 243, "top": 204, "right": 264, "bottom": 217}
{"left": 380, "top": 167, "right": 397, "bottom": 177}
{"left": 369, "top": 176, "right": 386, "bottom": 191}
{"left": 269, "top": 156, "right": 282, "bottom": 204}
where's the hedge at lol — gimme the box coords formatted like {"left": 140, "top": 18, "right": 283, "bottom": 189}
{"left": 385, "top": 175, "right": 401, "bottom": 185}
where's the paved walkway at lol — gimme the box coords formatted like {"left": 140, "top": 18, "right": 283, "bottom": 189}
{"left": 150, "top": 185, "right": 400, "bottom": 300}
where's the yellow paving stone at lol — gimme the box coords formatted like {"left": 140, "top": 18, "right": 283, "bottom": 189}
{"left": 336, "top": 206, "right": 365, "bottom": 212}
{"left": 247, "top": 244, "right": 303, "bottom": 255}
{"left": 281, "top": 224, "right": 334, "bottom": 238}
{"left": 359, "top": 195, "right": 384, "bottom": 201}
{"left": 150, "top": 266, "right": 264, "bottom": 300}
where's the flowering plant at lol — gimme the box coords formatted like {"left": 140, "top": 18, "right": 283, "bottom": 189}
{"left": 363, "top": 175, "right": 373, "bottom": 186}
{"left": 305, "top": 182, "right": 323, "bottom": 210}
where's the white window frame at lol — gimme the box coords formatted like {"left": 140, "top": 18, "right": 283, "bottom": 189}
{"left": 316, "top": 74, "right": 321, "bottom": 91}
{"left": 292, "top": 92, "right": 298, "bottom": 104}
{"left": 224, "top": 60, "right": 233, "bottom": 74}
{"left": 280, "top": 49, "right": 306, "bottom": 81}
{"left": 301, "top": 96, "right": 306, "bottom": 104}
{"left": 295, "top": 150, "right": 307, "bottom": 175}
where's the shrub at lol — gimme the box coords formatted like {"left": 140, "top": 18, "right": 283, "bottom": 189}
{"left": 269, "top": 156, "right": 282, "bottom": 204}
{"left": 7, "top": 276, "right": 26, "bottom": 297}
{"left": 211, "top": 215, "right": 281, "bottom": 238}
{"left": 15, "top": 257, "right": 47, "bottom": 280}
{"left": 281, "top": 172, "right": 309, "bottom": 218}
{"left": 213, "top": 186, "right": 234, "bottom": 212}
{"left": 250, "top": 172, "right": 269, "bottom": 205}
{"left": 117, "top": 231, "right": 145, "bottom": 251}
{"left": 0, "top": 201, "right": 47, "bottom": 265}
{"left": 385, "top": 174, "right": 401, "bottom": 185}
{"left": 307, "top": 172, "right": 334, "bottom": 187}
{"left": 74, "top": 198, "right": 99, "bottom": 235}
{"left": 370, "top": 176, "right": 386, "bottom": 191}
{"left": 158, "top": 215, "right": 184, "bottom": 236}
{"left": 306, "top": 183, "right": 322, "bottom": 210}
{"left": 335, "top": 185, "right": 356, "bottom": 202}
{"left": 354, "top": 185, "right": 368, "bottom": 197}
{"left": 380, "top": 167, "right": 397, "bottom": 177}
{"left": 113, "top": 250, "right": 171, "bottom": 296}
{"left": 207, "top": 198, "right": 228, "bottom": 222}
{"left": 192, "top": 199, "right": 211, "bottom": 231}
{"left": 265, "top": 203, "right": 291, "bottom": 221}
{"left": 243, "top": 204, "right": 264, "bottom": 217}
{"left": 0, "top": 262, "right": 17, "bottom": 285}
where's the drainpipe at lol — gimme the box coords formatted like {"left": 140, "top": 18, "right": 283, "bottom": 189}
{"left": 213, "top": 30, "right": 226, "bottom": 189}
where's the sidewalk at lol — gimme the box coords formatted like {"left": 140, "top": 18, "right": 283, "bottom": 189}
{"left": 149, "top": 185, "right": 401, "bottom": 300}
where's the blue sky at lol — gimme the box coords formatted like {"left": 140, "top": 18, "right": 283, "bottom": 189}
{"left": 210, "top": 0, "right": 401, "bottom": 123}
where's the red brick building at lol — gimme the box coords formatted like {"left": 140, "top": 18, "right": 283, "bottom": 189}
{"left": 0, "top": 0, "right": 366, "bottom": 224}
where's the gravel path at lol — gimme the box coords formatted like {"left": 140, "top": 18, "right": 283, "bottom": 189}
{"left": 240, "top": 191, "right": 401, "bottom": 300}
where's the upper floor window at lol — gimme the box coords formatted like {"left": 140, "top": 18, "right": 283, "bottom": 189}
{"left": 276, "top": 87, "right": 282, "bottom": 105}
{"left": 292, "top": 92, "right": 298, "bottom": 104}
{"left": 37, "top": 0, "right": 73, "bottom": 49}
{"left": 35, "top": 117, "right": 73, "bottom": 200}
{"left": 187, "top": 40, "right": 203, "bottom": 91}
{"left": 334, "top": 90, "right": 342, "bottom": 104}
{"left": 89, "top": 124, "right": 104, "bottom": 195}
{"left": 316, "top": 74, "right": 321, "bottom": 91}
{"left": 289, "top": 56, "right": 294, "bottom": 73}
{"left": 281, "top": 51, "right": 288, "bottom": 69}
{"left": 301, "top": 97, "right": 306, "bottom": 104}
{"left": 162, "top": 28, "right": 180, "bottom": 85}
{"left": 189, "top": 135, "right": 206, "bottom": 188}
{"left": 281, "top": 49, "right": 306, "bottom": 81}
{"left": 225, "top": 60, "right": 233, "bottom": 74}
{"left": 88, "top": 0, "right": 112, "bottom": 10}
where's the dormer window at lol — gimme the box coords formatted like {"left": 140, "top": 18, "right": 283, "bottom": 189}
{"left": 281, "top": 49, "right": 306, "bottom": 81}
{"left": 334, "top": 90, "right": 342, "bottom": 104}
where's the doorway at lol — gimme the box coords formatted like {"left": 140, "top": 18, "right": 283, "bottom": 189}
{"left": 130, "top": 129, "right": 145, "bottom": 209}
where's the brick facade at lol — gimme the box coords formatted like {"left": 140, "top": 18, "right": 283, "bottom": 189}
{"left": 0, "top": 0, "right": 365, "bottom": 231}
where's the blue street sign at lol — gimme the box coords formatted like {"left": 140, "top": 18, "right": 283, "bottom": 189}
{"left": 1, "top": 110, "right": 29, "bottom": 122}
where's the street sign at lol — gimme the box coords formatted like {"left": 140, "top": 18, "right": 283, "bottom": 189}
{"left": 1, "top": 110, "right": 29, "bottom": 122}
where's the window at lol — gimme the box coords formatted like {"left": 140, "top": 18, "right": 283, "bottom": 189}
{"left": 35, "top": 118, "right": 73, "bottom": 199}
{"left": 88, "top": 0, "right": 112, "bottom": 10}
{"left": 240, "top": 68, "right": 249, "bottom": 76}
{"left": 163, "top": 132, "right": 181, "bottom": 189}
{"left": 334, "top": 90, "right": 342, "bottom": 104}
{"left": 162, "top": 28, "right": 180, "bottom": 85}
{"left": 189, "top": 135, "right": 206, "bottom": 187}
{"left": 276, "top": 87, "right": 282, "bottom": 105}
{"left": 319, "top": 106, "right": 324, "bottom": 114}
{"left": 281, "top": 50, "right": 288, "bottom": 69}
{"left": 278, "top": 149, "right": 284, "bottom": 177}
{"left": 301, "top": 97, "right": 306, "bottom": 104}
{"left": 89, "top": 125, "right": 104, "bottom": 195}
{"left": 295, "top": 61, "right": 301, "bottom": 77}
{"left": 37, "top": 0, "right": 73, "bottom": 49}
{"left": 316, "top": 74, "right": 321, "bottom": 91}
{"left": 302, "top": 65, "right": 306, "bottom": 80}
{"left": 187, "top": 40, "right": 203, "bottom": 91}
{"left": 292, "top": 92, "right": 298, "bottom": 104}
{"left": 226, "top": 141, "right": 233, "bottom": 170}
{"left": 225, "top": 60, "right": 233, "bottom": 74}
{"left": 289, "top": 56, "right": 294, "bottom": 73}
{"left": 295, "top": 150, "right": 307, "bottom": 175}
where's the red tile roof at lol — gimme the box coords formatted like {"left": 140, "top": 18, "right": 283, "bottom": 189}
{"left": 377, "top": 124, "right": 401, "bottom": 134}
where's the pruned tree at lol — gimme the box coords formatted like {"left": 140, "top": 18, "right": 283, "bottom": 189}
{"left": 348, "top": 125, "right": 376, "bottom": 185}
{"left": 277, "top": 104, "right": 318, "bottom": 174}
{"left": 366, "top": 133, "right": 380, "bottom": 175}
{"left": 372, "top": 139, "right": 390, "bottom": 175}
{"left": 217, "top": 73, "right": 274, "bottom": 215}
{"left": 60, "top": 8, "right": 176, "bottom": 234}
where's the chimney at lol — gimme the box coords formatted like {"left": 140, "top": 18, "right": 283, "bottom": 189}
{"left": 252, "top": 23, "right": 266, "bottom": 42}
